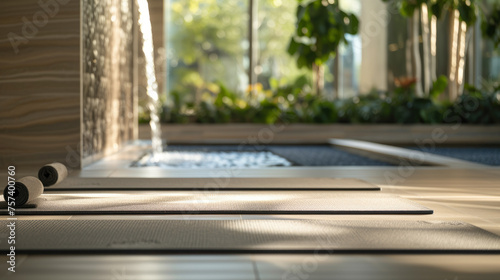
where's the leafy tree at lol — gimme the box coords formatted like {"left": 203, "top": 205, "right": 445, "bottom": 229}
{"left": 287, "top": 0, "right": 359, "bottom": 95}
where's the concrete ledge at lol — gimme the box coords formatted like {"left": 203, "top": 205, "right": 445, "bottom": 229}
{"left": 139, "top": 124, "right": 500, "bottom": 145}
{"left": 329, "top": 139, "right": 487, "bottom": 168}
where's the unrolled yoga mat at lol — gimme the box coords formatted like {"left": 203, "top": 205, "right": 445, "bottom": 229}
{"left": 46, "top": 177, "right": 380, "bottom": 191}
{"left": 0, "top": 192, "right": 432, "bottom": 215}
{"left": 1, "top": 220, "right": 499, "bottom": 253}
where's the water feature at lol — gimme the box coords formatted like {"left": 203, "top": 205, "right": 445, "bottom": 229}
{"left": 135, "top": 150, "right": 293, "bottom": 168}
{"left": 137, "top": 0, "right": 163, "bottom": 158}
{"left": 132, "top": 145, "right": 395, "bottom": 168}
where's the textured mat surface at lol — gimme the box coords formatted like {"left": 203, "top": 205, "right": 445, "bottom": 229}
{"left": 0, "top": 192, "right": 431, "bottom": 215}
{"left": 47, "top": 177, "right": 380, "bottom": 191}
{"left": 1, "top": 220, "right": 499, "bottom": 253}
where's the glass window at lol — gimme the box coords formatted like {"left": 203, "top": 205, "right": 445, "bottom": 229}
{"left": 256, "top": 0, "right": 310, "bottom": 90}
{"left": 480, "top": 0, "right": 500, "bottom": 86}
{"left": 164, "top": 0, "right": 498, "bottom": 106}
{"left": 166, "top": 0, "right": 249, "bottom": 105}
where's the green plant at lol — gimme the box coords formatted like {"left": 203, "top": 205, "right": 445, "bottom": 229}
{"left": 481, "top": 2, "right": 500, "bottom": 48}
{"left": 287, "top": 0, "right": 359, "bottom": 95}
{"left": 139, "top": 79, "right": 499, "bottom": 125}
{"left": 429, "top": 75, "right": 449, "bottom": 100}
{"left": 448, "top": 85, "right": 500, "bottom": 124}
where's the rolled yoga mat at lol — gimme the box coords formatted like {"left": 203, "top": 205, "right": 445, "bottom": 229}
{"left": 38, "top": 162, "right": 68, "bottom": 187}
{"left": 3, "top": 176, "right": 44, "bottom": 206}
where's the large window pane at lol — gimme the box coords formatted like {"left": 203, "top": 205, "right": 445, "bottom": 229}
{"left": 332, "top": 0, "right": 361, "bottom": 98}
{"left": 481, "top": 40, "right": 500, "bottom": 86}
{"left": 480, "top": 0, "right": 500, "bottom": 87}
{"left": 166, "top": 0, "right": 248, "bottom": 104}
{"left": 256, "top": 0, "right": 310, "bottom": 89}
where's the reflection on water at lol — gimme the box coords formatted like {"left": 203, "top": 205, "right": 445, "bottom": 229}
{"left": 135, "top": 151, "right": 292, "bottom": 168}
{"left": 137, "top": 0, "right": 163, "bottom": 158}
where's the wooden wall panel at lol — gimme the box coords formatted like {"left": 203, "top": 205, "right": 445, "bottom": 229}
{"left": 0, "top": 0, "right": 81, "bottom": 171}
{"left": 0, "top": 0, "right": 138, "bottom": 171}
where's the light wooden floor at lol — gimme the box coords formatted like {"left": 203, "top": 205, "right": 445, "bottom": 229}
{"left": 2, "top": 165, "right": 500, "bottom": 279}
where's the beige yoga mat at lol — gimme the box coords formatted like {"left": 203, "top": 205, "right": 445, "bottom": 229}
{"left": 1, "top": 220, "right": 499, "bottom": 253}
{"left": 0, "top": 191, "right": 432, "bottom": 215}
{"left": 46, "top": 177, "right": 380, "bottom": 191}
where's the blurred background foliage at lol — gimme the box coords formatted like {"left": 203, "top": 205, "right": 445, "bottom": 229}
{"left": 139, "top": 0, "right": 500, "bottom": 125}
{"left": 139, "top": 75, "right": 500, "bottom": 124}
